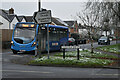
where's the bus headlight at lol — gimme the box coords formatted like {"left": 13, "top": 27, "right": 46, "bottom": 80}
{"left": 11, "top": 41, "right": 13, "bottom": 44}
{"left": 11, "top": 41, "right": 14, "bottom": 46}
{"left": 31, "top": 42, "right": 36, "bottom": 47}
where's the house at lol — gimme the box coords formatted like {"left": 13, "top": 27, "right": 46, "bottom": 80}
{"left": 114, "top": 26, "right": 120, "bottom": 40}
{"left": 8, "top": 14, "right": 19, "bottom": 29}
{"left": 0, "top": 8, "right": 19, "bottom": 29}
{"left": 78, "top": 23, "right": 88, "bottom": 38}
{"left": 64, "top": 21, "right": 79, "bottom": 37}
{"left": 0, "top": 8, "right": 19, "bottom": 48}
{"left": 0, "top": 9, "right": 10, "bottom": 29}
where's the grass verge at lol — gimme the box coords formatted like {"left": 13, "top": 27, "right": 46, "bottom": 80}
{"left": 28, "top": 48, "right": 119, "bottom": 67}
{"left": 29, "top": 52, "right": 115, "bottom": 67}
{"left": 54, "top": 49, "right": 119, "bottom": 59}
{"left": 96, "top": 44, "right": 120, "bottom": 54}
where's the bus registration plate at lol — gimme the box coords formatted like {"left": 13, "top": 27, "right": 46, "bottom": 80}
{"left": 52, "top": 43, "right": 58, "bottom": 46}
{"left": 20, "top": 50, "right": 26, "bottom": 52}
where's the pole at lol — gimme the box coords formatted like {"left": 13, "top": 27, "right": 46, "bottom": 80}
{"left": 38, "top": 0, "right": 41, "bottom": 12}
{"left": 37, "top": 25, "right": 41, "bottom": 58}
{"left": 63, "top": 49, "right": 65, "bottom": 59}
{"left": 47, "top": 24, "right": 50, "bottom": 59}
{"left": 77, "top": 48, "right": 79, "bottom": 60}
{"left": 35, "top": 24, "right": 37, "bottom": 56}
{"left": 37, "top": 0, "right": 41, "bottom": 58}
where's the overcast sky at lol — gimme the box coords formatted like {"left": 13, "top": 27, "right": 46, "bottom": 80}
{"left": 1, "top": 0, "right": 87, "bottom": 21}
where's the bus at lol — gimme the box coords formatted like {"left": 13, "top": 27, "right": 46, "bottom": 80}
{"left": 11, "top": 22, "right": 68, "bottom": 54}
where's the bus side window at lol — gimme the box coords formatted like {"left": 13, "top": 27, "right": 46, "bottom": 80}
{"left": 49, "top": 28, "right": 59, "bottom": 41}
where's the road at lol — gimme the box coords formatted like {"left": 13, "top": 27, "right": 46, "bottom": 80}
{"left": 66, "top": 40, "right": 120, "bottom": 51}
{"left": 1, "top": 41, "right": 120, "bottom": 79}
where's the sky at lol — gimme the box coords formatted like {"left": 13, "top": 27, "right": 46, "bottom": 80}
{"left": 1, "top": 0, "right": 87, "bottom": 21}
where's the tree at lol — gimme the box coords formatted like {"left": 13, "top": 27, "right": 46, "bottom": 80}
{"left": 85, "top": 0, "right": 120, "bottom": 43}
{"left": 77, "top": 7, "right": 101, "bottom": 53}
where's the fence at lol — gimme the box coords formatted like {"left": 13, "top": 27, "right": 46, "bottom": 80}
{"left": 1, "top": 29, "right": 13, "bottom": 41}
{"left": 0, "top": 29, "right": 13, "bottom": 49}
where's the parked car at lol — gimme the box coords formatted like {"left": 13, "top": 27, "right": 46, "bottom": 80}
{"left": 98, "top": 36, "right": 110, "bottom": 45}
{"left": 75, "top": 38, "right": 86, "bottom": 45}
{"left": 108, "top": 35, "right": 116, "bottom": 41}
{"left": 78, "top": 39, "right": 86, "bottom": 44}
{"left": 68, "top": 38, "right": 75, "bottom": 46}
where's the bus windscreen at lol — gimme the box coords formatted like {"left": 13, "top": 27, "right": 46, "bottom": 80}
{"left": 14, "top": 23, "right": 35, "bottom": 44}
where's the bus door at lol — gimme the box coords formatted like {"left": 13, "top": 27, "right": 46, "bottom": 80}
{"left": 40, "top": 27, "right": 47, "bottom": 52}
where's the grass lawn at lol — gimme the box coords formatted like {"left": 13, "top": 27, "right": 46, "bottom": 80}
{"left": 29, "top": 56, "right": 113, "bottom": 67}
{"left": 29, "top": 49, "right": 116, "bottom": 67}
{"left": 54, "top": 49, "right": 118, "bottom": 59}
{"left": 97, "top": 44, "right": 120, "bottom": 54}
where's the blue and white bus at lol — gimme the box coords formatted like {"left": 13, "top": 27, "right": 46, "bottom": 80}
{"left": 11, "top": 22, "right": 68, "bottom": 54}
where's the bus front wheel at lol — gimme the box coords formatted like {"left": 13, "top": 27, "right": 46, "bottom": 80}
{"left": 31, "top": 50, "right": 35, "bottom": 55}
{"left": 12, "top": 50, "right": 18, "bottom": 54}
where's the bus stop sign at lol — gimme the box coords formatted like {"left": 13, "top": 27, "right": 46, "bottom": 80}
{"left": 33, "top": 10, "right": 52, "bottom": 24}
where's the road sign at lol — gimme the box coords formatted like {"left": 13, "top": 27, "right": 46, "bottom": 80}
{"left": 61, "top": 46, "right": 80, "bottom": 60}
{"left": 61, "top": 46, "right": 80, "bottom": 49}
{"left": 33, "top": 10, "right": 52, "bottom": 24}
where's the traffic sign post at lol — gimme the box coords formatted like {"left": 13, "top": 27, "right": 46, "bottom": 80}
{"left": 47, "top": 24, "right": 50, "bottom": 59}
{"left": 37, "top": 25, "right": 42, "bottom": 58}
{"left": 33, "top": 1, "right": 52, "bottom": 59}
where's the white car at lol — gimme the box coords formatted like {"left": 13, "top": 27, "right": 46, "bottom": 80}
{"left": 68, "top": 38, "right": 75, "bottom": 46}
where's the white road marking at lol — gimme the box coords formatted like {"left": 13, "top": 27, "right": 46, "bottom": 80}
{"left": 1, "top": 70, "right": 53, "bottom": 74}
{"left": 10, "top": 55, "right": 23, "bottom": 57}
{"left": 93, "top": 74, "right": 120, "bottom": 76}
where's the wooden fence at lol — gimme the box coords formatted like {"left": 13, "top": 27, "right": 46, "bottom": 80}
{"left": 0, "top": 29, "right": 13, "bottom": 41}
{"left": 0, "top": 29, "right": 13, "bottom": 49}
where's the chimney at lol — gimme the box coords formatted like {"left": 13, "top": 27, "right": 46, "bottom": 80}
{"left": 9, "top": 8, "right": 14, "bottom": 14}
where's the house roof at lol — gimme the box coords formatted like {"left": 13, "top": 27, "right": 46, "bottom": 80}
{"left": 17, "top": 16, "right": 26, "bottom": 22}
{"left": 52, "top": 17, "right": 68, "bottom": 26}
{"left": 25, "top": 16, "right": 33, "bottom": 22}
{"left": 0, "top": 9, "right": 74, "bottom": 28}
{"left": 0, "top": 9, "right": 18, "bottom": 22}
{"left": 64, "top": 21, "right": 75, "bottom": 28}
{"left": 0, "top": 9, "right": 10, "bottom": 22}
{"left": 0, "top": 22, "right": 3, "bottom": 25}
{"left": 4, "top": 10, "right": 9, "bottom": 14}
{"left": 8, "top": 15, "right": 18, "bottom": 22}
